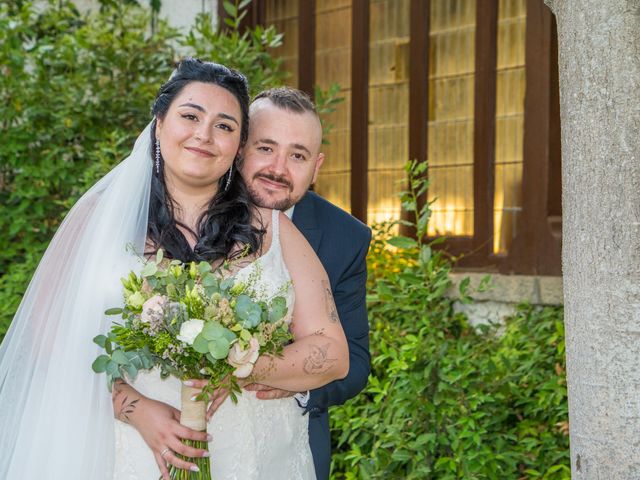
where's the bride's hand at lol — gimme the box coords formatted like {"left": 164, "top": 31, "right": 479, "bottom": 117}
{"left": 186, "top": 378, "right": 249, "bottom": 421}
{"left": 131, "top": 396, "right": 210, "bottom": 479}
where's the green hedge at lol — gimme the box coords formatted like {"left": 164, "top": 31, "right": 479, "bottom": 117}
{"left": 329, "top": 163, "right": 569, "bottom": 478}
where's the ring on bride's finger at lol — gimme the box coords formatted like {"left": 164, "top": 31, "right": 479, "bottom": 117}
{"left": 160, "top": 447, "right": 171, "bottom": 458}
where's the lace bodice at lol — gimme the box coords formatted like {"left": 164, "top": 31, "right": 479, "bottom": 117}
{"left": 113, "top": 210, "right": 316, "bottom": 479}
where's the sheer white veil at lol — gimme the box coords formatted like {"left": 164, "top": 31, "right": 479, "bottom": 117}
{"left": 0, "top": 122, "right": 153, "bottom": 479}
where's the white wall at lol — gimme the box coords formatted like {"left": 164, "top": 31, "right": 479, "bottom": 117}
{"left": 69, "top": 0, "right": 218, "bottom": 31}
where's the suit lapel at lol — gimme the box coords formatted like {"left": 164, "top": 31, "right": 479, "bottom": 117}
{"left": 292, "top": 192, "right": 323, "bottom": 253}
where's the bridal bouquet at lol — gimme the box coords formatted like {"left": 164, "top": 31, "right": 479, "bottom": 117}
{"left": 92, "top": 249, "right": 292, "bottom": 479}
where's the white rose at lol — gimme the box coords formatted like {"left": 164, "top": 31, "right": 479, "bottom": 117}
{"left": 177, "top": 319, "right": 205, "bottom": 345}
{"left": 227, "top": 337, "right": 260, "bottom": 378}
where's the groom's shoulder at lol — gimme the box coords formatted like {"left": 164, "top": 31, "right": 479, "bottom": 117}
{"left": 304, "top": 191, "right": 371, "bottom": 240}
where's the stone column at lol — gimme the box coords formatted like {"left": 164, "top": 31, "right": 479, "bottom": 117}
{"left": 544, "top": 0, "right": 640, "bottom": 478}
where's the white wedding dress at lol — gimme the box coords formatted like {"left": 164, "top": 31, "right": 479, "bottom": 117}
{"left": 113, "top": 210, "right": 317, "bottom": 479}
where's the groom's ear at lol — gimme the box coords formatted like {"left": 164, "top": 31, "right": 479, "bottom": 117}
{"left": 311, "top": 153, "right": 325, "bottom": 185}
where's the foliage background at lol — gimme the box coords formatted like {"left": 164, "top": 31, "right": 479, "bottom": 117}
{"left": 0, "top": 2, "right": 569, "bottom": 478}
{"left": 327, "top": 163, "right": 569, "bottom": 478}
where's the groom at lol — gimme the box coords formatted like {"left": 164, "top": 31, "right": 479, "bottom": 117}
{"left": 239, "top": 87, "right": 371, "bottom": 480}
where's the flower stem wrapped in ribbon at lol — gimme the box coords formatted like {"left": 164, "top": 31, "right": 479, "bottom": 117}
{"left": 92, "top": 249, "right": 293, "bottom": 479}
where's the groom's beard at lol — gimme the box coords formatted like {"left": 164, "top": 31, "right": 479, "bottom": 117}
{"left": 246, "top": 173, "right": 296, "bottom": 211}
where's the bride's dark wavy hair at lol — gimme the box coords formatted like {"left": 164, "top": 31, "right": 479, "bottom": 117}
{"left": 147, "top": 58, "right": 263, "bottom": 262}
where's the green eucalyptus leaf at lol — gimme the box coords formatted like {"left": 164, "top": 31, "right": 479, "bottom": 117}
{"left": 111, "top": 349, "right": 129, "bottom": 365}
{"left": 92, "top": 355, "right": 110, "bottom": 373}
{"left": 122, "top": 363, "right": 138, "bottom": 379}
{"left": 193, "top": 334, "right": 210, "bottom": 354}
{"left": 268, "top": 296, "right": 287, "bottom": 323}
{"left": 202, "top": 321, "right": 225, "bottom": 340}
{"left": 235, "top": 294, "right": 262, "bottom": 328}
{"left": 106, "top": 361, "right": 119, "bottom": 377}
{"left": 208, "top": 337, "right": 230, "bottom": 359}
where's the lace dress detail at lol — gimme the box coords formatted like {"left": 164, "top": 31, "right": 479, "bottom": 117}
{"left": 113, "top": 210, "right": 316, "bottom": 479}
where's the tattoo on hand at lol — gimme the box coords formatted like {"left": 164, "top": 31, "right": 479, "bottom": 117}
{"left": 112, "top": 380, "right": 139, "bottom": 423}
{"left": 117, "top": 395, "right": 139, "bottom": 423}
{"left": 322, "top": 280, "right": 339, "bottom": 323}
{"left": 303, "top": 343, "right": 337, "bottom": 375}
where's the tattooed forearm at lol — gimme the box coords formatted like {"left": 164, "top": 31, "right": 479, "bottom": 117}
{"left": 303, "top": 343, "right": 338, "bottom": 375}
{"left": 322, "top": 279, "right": 339, "bottom": 323}
{"left": 112, "top": 379, "right": 139, "bottom": 424}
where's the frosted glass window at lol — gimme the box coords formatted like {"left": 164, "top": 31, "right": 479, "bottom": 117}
{"left": 313, "top": 1, "right": 352, "bottom": 212}
{"left": 367, "top": 0, "right": 410, "bottom": 225}
{"left": 427, "top": 0, "right": 476, "bottom": 237}
{"left": 493, "top": 0, "right": 526, "bottom": 253}
{"left": 264, "top": 0, "right": 299, "bottom": 87}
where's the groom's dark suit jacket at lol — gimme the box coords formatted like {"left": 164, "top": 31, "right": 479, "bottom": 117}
{"left": 292, "top": 191, "right": 372, "bottom": 480}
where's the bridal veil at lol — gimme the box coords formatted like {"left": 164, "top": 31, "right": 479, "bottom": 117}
{"left": 0, "top": 123, "right": 153, "bottom": 478}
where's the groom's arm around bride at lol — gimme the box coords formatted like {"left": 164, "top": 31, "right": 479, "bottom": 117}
{"left": 238, "top": 87, "right": 372, "bottom": 480}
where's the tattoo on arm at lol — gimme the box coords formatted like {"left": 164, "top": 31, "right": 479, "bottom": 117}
{"left": 322, "top": 280, "right": 339, "bottom": 324}
{"left": 303, "top": 343, "right": 337, "bottom": 375}
{"left": 112, "top": 379, "right": 139, "bottom": 424}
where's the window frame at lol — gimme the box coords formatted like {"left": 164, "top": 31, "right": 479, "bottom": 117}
{"left": 250, "top": 0, "right": 561, "bottom": 275}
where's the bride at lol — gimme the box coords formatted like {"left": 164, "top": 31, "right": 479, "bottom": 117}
{"left": 0, "top": 58, "right": 348, "bottom": 479}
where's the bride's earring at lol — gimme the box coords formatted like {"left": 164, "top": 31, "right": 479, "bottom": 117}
{"left": 224, "top": 163, "right": 233, "bottom": 192}
{"left": 155, "top": 140, "right": 161, "bottom": 175}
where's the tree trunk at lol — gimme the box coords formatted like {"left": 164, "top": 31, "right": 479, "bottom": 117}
{"left": 544, "top": 0, "right": 640, "bottom": 477}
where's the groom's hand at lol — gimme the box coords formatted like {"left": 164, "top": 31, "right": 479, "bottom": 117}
{"left": 243, "top": 383, "right": 296, "bottom": 400}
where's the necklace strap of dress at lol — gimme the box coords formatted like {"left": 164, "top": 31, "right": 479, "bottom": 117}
{"left": 271, "top": 208, "right": 281, "bottom": 248}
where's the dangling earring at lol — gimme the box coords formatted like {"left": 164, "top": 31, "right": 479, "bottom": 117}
{"left": 224, "top": 163, "right": 233, "bottom": 192}
{"left": 155, "top": 139, "right": 161, "bottom": 175}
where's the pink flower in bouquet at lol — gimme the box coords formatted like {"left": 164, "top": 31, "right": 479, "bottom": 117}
{"left": 141, "top": 295, "right": 167, "bottom": 335}
{"left": 228, "top": 337, "right": 260, "bottom": 378}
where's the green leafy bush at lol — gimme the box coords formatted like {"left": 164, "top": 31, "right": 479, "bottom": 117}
{"left": 0, "top": 1, "right": 178, "bottom": 339}
{"left": 329, "top": 162, "right": 569, "bottom": 479}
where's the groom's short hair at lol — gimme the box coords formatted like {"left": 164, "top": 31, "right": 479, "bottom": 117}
{"left": 252, "top": 87, "right": 317, "bottom": 116}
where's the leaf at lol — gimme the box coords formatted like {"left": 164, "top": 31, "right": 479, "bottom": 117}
{"left": 106, "top": 361, "right": 119, "bottom": 377}
{"left": 459, "top": 277, "right": 471, "bottom": 295}
{"left": 92, "top": 354, "right": 110, "bottom": 373}
{"left": 202, "top": 272, "right": 218, "bottom": 287}
{"left": 140, "top": 262, "right": 158, "bottom": 277}
{"left": 202, "top": 321, "right": 226, "bottom": 340}
{"left": 156, "top": 249, "right": 164, "bottom": 263}
{"left": 122, "top": 363, "right": 138, "bottom": 379}
{"left": 104, "top": 308, "right": 123, "bottom": 316}
{"left": 235, "top": 295, "right": 262, "bottom": 328}
{"left": 193, "top": 334, "right": 210, "bottom": 354}
{"left": 223, "top": 1, "right": 237, "bottom": 18}
{"left": 111, "top": 349, "right": 129, "bottom": 365}
{"left": 93, "top": 334, "right": 108, "bottom": 347}
{"left": 208, "top": 337, "right": 231, "bottom": 359}
{"left": 387, "top": 236, "right": 418, "bottom": 249}
{"left": 268, "top": 296, "right": 287, "bottom": 323}
{"left": 198, "top": 261, "right": 212, "bottom": 274}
